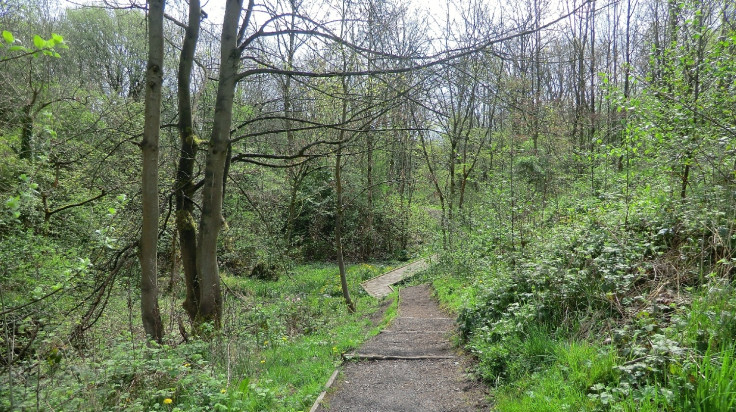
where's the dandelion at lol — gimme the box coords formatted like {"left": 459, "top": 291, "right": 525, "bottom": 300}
{"left": 260, "top": 359, "right": 266, "bottom": 363}
{"left": 163, "top": 398, "right": 173, "bottom": 405}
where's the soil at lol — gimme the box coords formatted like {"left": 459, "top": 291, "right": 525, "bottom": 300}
{"left": 314, "top": 284, "right": 489, "bottom": 411}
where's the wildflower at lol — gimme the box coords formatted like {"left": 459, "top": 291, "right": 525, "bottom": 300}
{"left": 282, "top": 336, "right": 287, "bottom": 341}
{"left": 261, "top": 359, "right": 266, "bottom": 363}
{"left": 220, "top": 389, "right": 227, "bottom": 394}
{"left": 332, "top": 346, "right": 338, "bottom": 353}
{"left": 263, "top": 341, "right": 269, "bottom": 346}
{"left": 183, "top": 363, "right": 190, "bottom": 368}
{"left": 163, "top": 398, "right": 173, "bottom": 405}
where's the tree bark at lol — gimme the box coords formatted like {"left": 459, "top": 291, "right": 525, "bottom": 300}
{"left": 335, "top": 13, "right": 355, "bottom": 311}
{"left": 195, "top": 0, "right": 244, "bottom": 327}
{"left": 139, "top": 0, "right": 165, "bottom": 343}
{"left": 335, "top": 141, "right": 355, "bottom": 313}
{"left": 175, "top": 0, "right": 201, "bottom": 322}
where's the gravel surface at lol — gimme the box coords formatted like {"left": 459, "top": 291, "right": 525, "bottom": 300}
{"left": 315, "top": 284, "right": 489, "bottom": 411}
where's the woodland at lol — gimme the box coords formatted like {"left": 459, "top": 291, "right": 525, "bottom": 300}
{"left": 1, "top": 0, "right": 736, "bottom": 410}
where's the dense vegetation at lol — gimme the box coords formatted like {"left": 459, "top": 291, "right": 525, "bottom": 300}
{"left": 2, "top": 0, "right": 735, "bottom": 410}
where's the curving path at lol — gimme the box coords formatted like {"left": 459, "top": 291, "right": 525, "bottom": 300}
{"left": 313, "top": 284, "right": 488, "bottom": 411}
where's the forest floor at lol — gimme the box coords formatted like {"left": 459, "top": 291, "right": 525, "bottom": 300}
{"left": 313, "top": 284, "right": 489, "bottom": 411}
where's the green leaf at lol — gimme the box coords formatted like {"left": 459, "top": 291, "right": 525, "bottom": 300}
{"left": 33, "top": 34, "right": 45, "bottom": 49}
{"left": 51, "top": 33, "right": 63, "bottom": 44}
{"left": 9, "top": 45, "right": 26, "bottom": 52}
{"left": 32, "top": 286, "right": 44, "bottom": 300}
{"left": 2, "top": 30, "right": 14, "bottom": 44}
{"left": 5, "top": 196, "right": 19, "bottom": 209}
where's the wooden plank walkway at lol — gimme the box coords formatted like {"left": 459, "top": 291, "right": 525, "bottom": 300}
{"left": 360, "top": 256, "right": 435, "bottom": 298}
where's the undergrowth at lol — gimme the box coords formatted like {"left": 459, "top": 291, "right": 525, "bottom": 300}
{"left": 427, "top": 176, "right": 736, "bottom": 411}
{"left": 1, "top": 262, "right": 398, "bottom": 411}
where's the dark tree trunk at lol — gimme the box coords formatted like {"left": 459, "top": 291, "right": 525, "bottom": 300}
{"left": 139, "top": 0, "right": 165, "bottom": 343}
{"left": 175, "top": 0, "right": 201, "bottom": 323}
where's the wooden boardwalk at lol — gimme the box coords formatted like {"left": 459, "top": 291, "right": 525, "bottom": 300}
{"left": 360, "top": 256, "right": 435, "bottom": 298}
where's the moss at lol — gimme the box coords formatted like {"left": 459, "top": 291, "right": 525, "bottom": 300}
{"left": 176, "top": 210, "right": 197, "bottom": 232}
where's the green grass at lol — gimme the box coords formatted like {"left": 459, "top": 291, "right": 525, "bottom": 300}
{"left": 1, "top": 262, "right": 398, "bottom": 411}
{"left": 491, "top": 339, "right": 617, "bottom": 412}
{"left": 208, "top": 263, "right": 400, "bottom": 411}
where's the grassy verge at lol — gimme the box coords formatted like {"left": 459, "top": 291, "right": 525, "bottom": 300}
{"left": 1, "top": 262, "right": 399, "bottom": 411}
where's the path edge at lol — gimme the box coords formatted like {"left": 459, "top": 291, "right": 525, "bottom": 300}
{"left": 310, "top": 286, "right": 402, "bottom": 411}
{"left": 309, "top": 368, "right": 340, "bottom": 412}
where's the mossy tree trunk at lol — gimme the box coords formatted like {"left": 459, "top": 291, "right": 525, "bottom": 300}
{"left": 175, "top": 0, "right": 201, "bottom": 323}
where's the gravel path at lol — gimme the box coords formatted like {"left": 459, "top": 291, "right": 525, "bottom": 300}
{"left": 314, "top": 284, "right": 488, "bottom": 411}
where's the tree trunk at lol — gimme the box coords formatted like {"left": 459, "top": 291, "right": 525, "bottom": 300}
{"left": 20, "top": 105, "right": 33, "bottom": 160}
{"left": 175, "top": 0, "right": 201, "bottom": 322}
{"left": 139, "top": 0, "right": 165, "bottom": 343}
{"left": 335, "top": 142, "right": 355, "bottom": 313}
{"left": 334, "top": 39, "right": 355, "bottom": 311}
{"left": 195, "top": 0, "right": 244, "bottom": 327}
{"left": 20, "top": 89, "right": 39, "bottom": 161}
{"left": 282, "top": 11, "right": 301, "bottom": 248}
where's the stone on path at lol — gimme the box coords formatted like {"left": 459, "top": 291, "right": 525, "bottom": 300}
{"left": 314, "top": 284, "right": 488, "bottom": 412}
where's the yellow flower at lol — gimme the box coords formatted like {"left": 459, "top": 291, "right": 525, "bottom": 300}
{"left": 263, "top": 341, "right": 269, "bottom": 346}
{"left": 163, "top": 398, "right": 173, "bottom": 404}
{"left": 282, "top": 336, "right": 287, "bottom": 341}
{"left": 260, "top": 359, "right": 266, "bottom": 363}
{"left": 220, "top": 389, "right": 227, "bottom": 394}
{"left": 183, "top": 363, "right": 190, "bottom": 367}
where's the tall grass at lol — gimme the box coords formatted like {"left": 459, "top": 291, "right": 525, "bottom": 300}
{"left": 679, "top": 345, "right": 736, "bottom": 411}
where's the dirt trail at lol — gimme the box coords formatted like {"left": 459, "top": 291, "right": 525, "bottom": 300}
{"left": 314, "top": 284, "right": 488, "bottom": 411}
